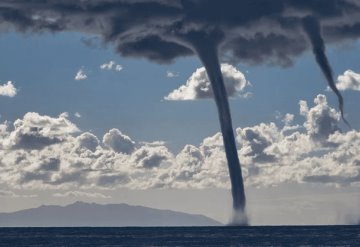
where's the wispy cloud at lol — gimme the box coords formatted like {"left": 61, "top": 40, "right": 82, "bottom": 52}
{"left": 0, "top": 190, "right": 37, "bottom": 198}
{"left": 166, "top": 71, "right": 179, "bottom": 78}
{"left": 53, "top": 191, "right": 111, "bottom": 199}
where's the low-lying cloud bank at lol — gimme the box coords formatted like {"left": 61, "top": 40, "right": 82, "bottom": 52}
{"left": 0, "top": 95, "right": 359, "bottom": 190}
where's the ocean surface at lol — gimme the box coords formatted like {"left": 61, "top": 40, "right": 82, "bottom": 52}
{"left": 0, "top": 226, "right": 359, "bottom": 246}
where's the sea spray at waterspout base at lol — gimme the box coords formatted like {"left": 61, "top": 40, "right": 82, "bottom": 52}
{"left": 184, "top": 36, "right": 247, "bottom": 225}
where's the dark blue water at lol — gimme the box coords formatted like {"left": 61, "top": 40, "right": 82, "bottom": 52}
{"left": 0, "top": 226, "right": 359, "bottom": 246}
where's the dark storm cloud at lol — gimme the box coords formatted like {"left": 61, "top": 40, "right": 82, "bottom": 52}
{"left": 302, "top": 16, "right": 350, "bottom": 127}
{"left": 2, "top": 0, "right": 360, "bottom": 225}
{"left": 0, "top": 0, "right": 359, "bottom": 64}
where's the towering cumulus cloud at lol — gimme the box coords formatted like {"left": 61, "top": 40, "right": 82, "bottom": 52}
{"left": 1, "top": 0, "right": 360, "bottom": 225}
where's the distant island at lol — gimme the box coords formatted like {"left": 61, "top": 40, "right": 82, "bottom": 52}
{"left": 0, "top": 201, "right": 221, "bottom": 227}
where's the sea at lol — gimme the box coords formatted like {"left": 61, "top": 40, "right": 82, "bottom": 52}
{"left": 0, "top": 226, "right": 359, "bottom": 246}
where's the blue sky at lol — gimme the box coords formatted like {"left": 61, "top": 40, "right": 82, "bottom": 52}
{"left": 1, "top": 30, "right": 360, "bottom": 225}
{"left": 1, "top": 31, "right": 359, "bottom": 152}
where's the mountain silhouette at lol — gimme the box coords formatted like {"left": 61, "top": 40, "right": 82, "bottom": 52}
{"left": 0, "top": 201, "right": 221, "bottom": 227}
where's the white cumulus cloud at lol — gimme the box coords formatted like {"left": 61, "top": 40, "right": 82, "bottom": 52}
{"left": 165, "top": 63, "right": 250, "bottom": 100}
{"left": 76, "top": 132, "right": 100, "bottom": 153}
{"left": 3, "top": 112, "right": 79, "bottom": 150}
{"left": 0, "top": 95, "right": 359, "bottom": 191}
{"left": 75, "top": 69, "right": 87, "bottom": 80}
{"left": 103, "top": 128, "right": 135, "bottom": 154}
{"left": 100, "top": 61, "right": 123, "bottom": 71}
{"left": 336, "top": 70, "right": 360, "bottom": 91}
{"left": 299, "top": 94, "right": 340, "bottom": 142}
{"left": 0, "top": 81, "right": 17, "bottom": 97}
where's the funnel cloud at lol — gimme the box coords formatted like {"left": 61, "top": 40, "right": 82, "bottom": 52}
{"left": 1, "top": 0, "right": 360, "bottom": 225}
{"left": 302, "top": 16, "right": 350, "bottom": 128}
{"left": 191, "top": 40, "right": 247, "bottom": 223}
